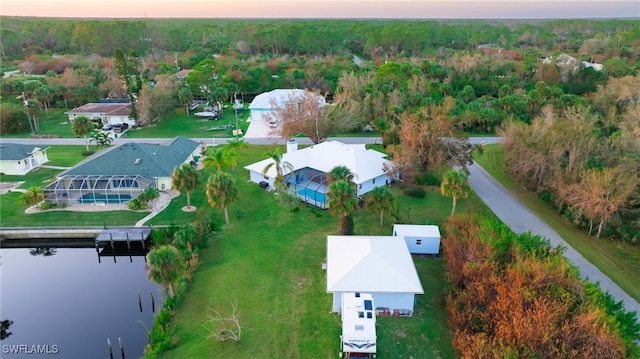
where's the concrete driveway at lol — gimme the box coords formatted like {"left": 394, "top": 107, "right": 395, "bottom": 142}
{"left": 468, "top": 162, "right": 640, "bottom": 321}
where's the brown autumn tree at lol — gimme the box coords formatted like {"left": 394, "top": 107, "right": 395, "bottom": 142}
{"left": 442, "top": 215, "right": 629, "bottom": 359}
{"left": 266, "top": 89, "right": 332, "bottom": 144}
{"left": 391, "top": 98, "right": 472, "bottom": 183}
{"left": 558, "top": 165, "right": 638, "bottom": 237}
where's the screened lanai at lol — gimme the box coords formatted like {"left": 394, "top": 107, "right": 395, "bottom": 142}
{"left": 44, "top": 174, "right": 155, "bottom": 205}
{"left": 285, "top": 167, "right": 329, "bottom": 209}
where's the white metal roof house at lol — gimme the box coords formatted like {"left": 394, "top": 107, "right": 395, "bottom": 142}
{"left": 43, "top": 137, "right": 201, "bottom": 206}
{"left": 0, "top": 143, "right": 50, "bottom": 175}
{"left": 244, "top": 140, "right": 393, "bottom": 208}
{"left": 248, "top": 89, "right": 325, "bottom": 124}
{"left": 65, "top": 100, "right": 135, "bottom": 128}
{"left": 326, "top": 235, "right": 424, "bottom": 313}
{"left": 393, "top": 224, "right": 442, "bottom": 255}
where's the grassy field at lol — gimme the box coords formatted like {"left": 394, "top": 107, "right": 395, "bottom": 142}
{"left": 1, "top": 108, "right": 76, "bottom": 138}
{"left": 151, "top": 145, "right": 498, "bottom": 359}
{"left": 0, "top": 142, "right": 496, "bottom": 358}
{"left": 122, "top": 106, "right": 250, "bottom": 139}
{"left": 474, "top": 145, "right": 640, "bottom": 303}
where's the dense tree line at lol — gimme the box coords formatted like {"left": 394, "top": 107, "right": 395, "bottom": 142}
{"left": 443, "top": 215, "right": 640, "bottom": 358}
{"left": 500, "top": 74, "right": 640, "bottom": 241}
{"left": 2, "top": 18, "right": 639, "bottom": 62}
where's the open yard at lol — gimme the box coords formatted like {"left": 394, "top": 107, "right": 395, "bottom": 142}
{"left": 474, "top": 144, "right": 640, "bottom": 303}
{"left": 0, "top": 143, "right": 497, "bottom": 358}
{"left": 150, "top": 145, "right": 496, "bottom": 359}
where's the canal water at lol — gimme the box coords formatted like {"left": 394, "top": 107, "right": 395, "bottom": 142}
{"left": 1, "top": 246, "right": 163, "bottom": 358}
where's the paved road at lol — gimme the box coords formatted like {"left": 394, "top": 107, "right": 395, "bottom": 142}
{"left": 468, "top": 162, "right": 640, "bottom": 320}
{"left": 1, "top": 136, "right": 503, "bottom": 146}
{"left": 3, "top": 134, "right": 637, "bottom": 321}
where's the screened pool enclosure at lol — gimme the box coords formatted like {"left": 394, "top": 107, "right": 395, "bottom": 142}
{"left": 44, "top": 175, "right": 155, "bottom": 205}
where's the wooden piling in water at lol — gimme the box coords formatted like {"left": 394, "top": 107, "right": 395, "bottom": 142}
{"left": 150, "top": 291, "right": 155, "bottom": 313}
{"left": 107, "top": 338, "right": 113, "bottom": 359}
{"left": 118, "top": 337, "right": 125, "bottom": 359}
{"left": 138, "top": 291, "right": 142, "bottom": 312}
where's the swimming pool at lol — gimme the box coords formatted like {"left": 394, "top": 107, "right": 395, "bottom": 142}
{"left": 79, "top": 193, "right": 131, "bottom": 204}
{"left": 297, "top": 188, "right": 326, "bottom": 203}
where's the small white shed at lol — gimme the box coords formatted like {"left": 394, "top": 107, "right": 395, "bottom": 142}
{"left": 393, "top": 224, "right": 441, "bottom": 255}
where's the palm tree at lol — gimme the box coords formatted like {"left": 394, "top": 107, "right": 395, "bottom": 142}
{"left": 178, "top": 86, "right": 194, "bottom": 117}
{"left": 327, "top": 180, "right": 358, "bottom": 235}
{"left": 172, "top": 163, "right": 201, "bottom": 210}
{"left": 365, "top": 185, "right": 396, "bottom": 226}
{"left": 328, "top": 165, "right": 354, "bottom": 184}
{"left": 146, "top": 245, "right": 185, "bottom": 299}
{"left": 34, "top": 85, "right": 53, "bottom": 121}
{"left": 262, "top": 148, "right": 294, "bottom": 189}
{"left": 71, "top": 115, "right": 94, "bottom": 153}
{"left": 206, "top": 172, "right": 239, "bottom": 225}
{"left": 19, "top": 186, "right": 44, "bottom": 207}
{"left": 203, "top": 146, "right": 233, "bottom": 173}
{"left": 440, "top": 169, "right": 471, "bottom": 216}
{"left": 225, "top": 139, "right": 248, "bottom": 171}
{"left": 90, "top": 132, "right": 113, "bottom": 149}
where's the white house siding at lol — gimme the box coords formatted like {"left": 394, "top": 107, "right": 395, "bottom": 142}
{"left": 156, "top": 177, "right": 173, "bottom": 191}
{"left": 249, "top": 171, "right": 273, "bottom": 189}
{"left": 403, "top": 236, "right": 440, "bottom": 254}
{"left": 0, "top": 161, "right": 21, "bottom": 175}
{"left": 105, "top": 115, "right": 135, "bottom": 127}
{"left": 357, "top": 174, "right": 392, "bottom": 197}
{"left": 332, "top": 292, "right": 415, "bottom": 312}
{"left": 0, "top": 149, "right": 49, "bottom": 175}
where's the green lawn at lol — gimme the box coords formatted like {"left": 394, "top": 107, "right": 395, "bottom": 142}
{"left": 151, "top": 145, "right": 498, "bottom": 359}
{"left": 123, "top": 107, "right": 250, "bottom": 139}
{"left": 1, "top": 108, "right": 76, "bottom": 138}
{"left": 474, "top": 144, "right": 640, "bottom": 303}
{"left": 0, "top": 141, "right": 495, "bottom": 358}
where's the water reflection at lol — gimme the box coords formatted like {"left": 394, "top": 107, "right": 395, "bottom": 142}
{"left": 0, "top": 247, "right": 163, "bottom": 359}
{"left": 28, "top": 247, "right": 57, "bottom": 257}
{"left": 1, "top": 319, "right": 14, "bottom": 340}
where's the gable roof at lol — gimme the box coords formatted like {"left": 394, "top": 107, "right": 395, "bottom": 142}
{"left": 62, "top": 136, "right": 199, "bottom": 178}
{"left": 176, "top": 69, "right": 193, "bottom": 79}
{"left": 326, "top": 235, "right": 424, "bottom": 294}
{"left": 393, "top": 224, "right": 441, "bottom": 238}
{"left": 65, "top": 103, "right": 130, "bottom": 117}
{"left": 0, "top": 143, "right": 49, "bottom": 161}
{"left": 244, "top": 141, "right": 390, "bottom": 184}
{"left": 249, "top": 89, "right": 324, "bottom": 110}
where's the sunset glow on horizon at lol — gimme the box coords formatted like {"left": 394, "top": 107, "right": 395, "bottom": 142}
{"left": 1, "top": 0, "right": 639, "bottom": 19}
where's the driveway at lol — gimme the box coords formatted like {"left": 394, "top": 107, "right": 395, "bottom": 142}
{"left": 468, "top": 162, "right": 640, "bottom": 320}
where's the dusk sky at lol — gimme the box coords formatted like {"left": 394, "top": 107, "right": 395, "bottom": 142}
{"left": 1, "top": 0, "right": 639, "bottom": 19}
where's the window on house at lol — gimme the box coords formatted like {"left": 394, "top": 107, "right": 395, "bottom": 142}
{"left": 416, "top": 239, "right": 422, "bottom": 245}
{"left": 358, "top": 312, "right": 364, "bottom": 318}
{"left": 372, "top": 178, "right": 375, "bottom": 184}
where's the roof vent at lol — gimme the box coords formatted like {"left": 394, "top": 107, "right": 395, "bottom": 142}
{"left": 134, "top": 158, "right": 141, "bottom": 165}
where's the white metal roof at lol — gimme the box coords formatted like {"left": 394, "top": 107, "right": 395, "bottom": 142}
{"left": 326, "top": 236, "right": 424, "bottom": 294}
{"left": 393, "top": 224, "right": 441, "bottom": 238}
{"left": 244, "top": 141, "right": 390, "bottom": 184}
{"left": 249, "top": 89, "right": 324, "bottom": 110}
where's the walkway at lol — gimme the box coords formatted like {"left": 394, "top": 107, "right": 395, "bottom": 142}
{"left": 134, "top": 190, "right": 177, "bottom": 227}
{"left": 468, "top": 162, "right": 640, "bottom": 320}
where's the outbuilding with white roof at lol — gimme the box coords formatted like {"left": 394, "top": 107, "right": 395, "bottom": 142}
{"left": 393, "top": 224, "right": 441, "bottom": 254}
{"left": 326, "top": 235, "right": 424, "bottom": 313}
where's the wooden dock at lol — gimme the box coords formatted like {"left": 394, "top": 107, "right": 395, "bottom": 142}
{"left": 95, "top": 228, "right": 151, "bottom": 242}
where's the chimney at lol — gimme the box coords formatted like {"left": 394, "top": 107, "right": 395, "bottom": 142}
{"left": 286, "top": 139, "right": 298, "bottom": 153}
